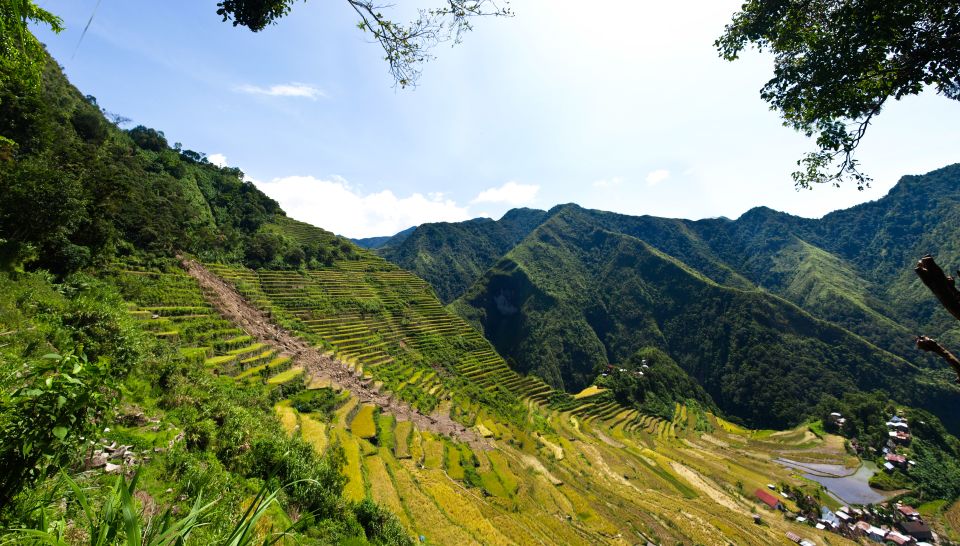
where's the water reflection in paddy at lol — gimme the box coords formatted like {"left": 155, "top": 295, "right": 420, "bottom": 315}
{"left": 775, "top": 458, "right": 899, "bottom": 505}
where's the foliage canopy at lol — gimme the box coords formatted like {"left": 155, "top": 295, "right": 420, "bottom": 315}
{"left": 717, "top": 0, "right": 960, "bottom": 188}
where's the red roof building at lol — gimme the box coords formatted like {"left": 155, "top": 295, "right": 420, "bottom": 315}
{"left": 898, "top": 505, "right": 920, "bottom": 519}
{"left": 886, "top": 453, "right": 907, "bottom": 465}
{"left": 755, "top": 489, "right": 782, "bottom": 510}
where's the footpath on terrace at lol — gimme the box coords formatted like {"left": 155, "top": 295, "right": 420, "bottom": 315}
{"left": 181, "top": 258, "right": 485, "bottom": 448}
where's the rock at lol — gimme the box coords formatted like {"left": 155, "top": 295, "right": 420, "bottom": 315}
{"left": 104, "top": 462, "right": 122, "bottom": 474}
{"left": 87, "top": 453, "right": 108, "bottom": 468}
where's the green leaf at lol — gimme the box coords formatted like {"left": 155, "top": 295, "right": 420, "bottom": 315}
{"left": 52, "top": 426, "right": 67, "bottom": 440}
{"left": 42, "top": 353, "right": 62, "bottom": 360}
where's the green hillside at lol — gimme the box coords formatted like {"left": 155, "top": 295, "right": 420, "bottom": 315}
{"left": 0, "top": 50, "right": 362, "bottom": 277}
{"left": 6, "top": 16, "right": 960, "bottom": 545}
{"left": 452, "top": 205, "right": 960, "bottom": 430}
{"left": 379, "top": 208, "right": 547, "bottom": 303}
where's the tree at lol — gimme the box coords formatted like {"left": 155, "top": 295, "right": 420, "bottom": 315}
{"left": 216, "top": 0, "right": 512, "bottom": 87}
{"left": 718, "top": 2, "right": 960, "bottom": 384}
{"left": 0, "top": 0, "right": 62, "bottom": 154}
{"left": 716, "top": 0, "right": 960, "bottom": 189}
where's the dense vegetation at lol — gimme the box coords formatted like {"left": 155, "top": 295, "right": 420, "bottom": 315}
{"left": 0, "top": 264, "right": 412, "bottom": 544}
{"left": 449, "top": 201, "right": 960, "bottom": 431}
{"left": 596, "top": 347, "right": 716, "bottom": 421}
{"left": 379, "top": 208, "right": 546, "bottom": 303}
{"left": 0, "top": 50, "right": 362, "bottom": 275}
{"left": 0, "top": 25, "right": 412, "bottom": 543}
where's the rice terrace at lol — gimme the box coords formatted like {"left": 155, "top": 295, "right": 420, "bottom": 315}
{"left": 3, "top": 0, "right": 960, "bottom": 545}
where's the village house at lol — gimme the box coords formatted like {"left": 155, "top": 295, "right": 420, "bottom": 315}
{"left": 755, "top": 488, "right": 783, "bottom": 511}
{"left": 899, "top": 520, "right": 933, "bottom": 542}
{"left": 888, "top": 429, "right": 912, "bottom": 444}
{"left": 835, "top": 510, "right": 852, "bottom": 524}
{"left": 885, "top": 453, "right": 907, "bottom": 468}
{"left": 884, "top": 530, "right": 913, "bottom": 546}
{"left": 853, "top": 521, "right": 888, "bottom": 543}
{"left": 897, "top": 504, "right": 920, "bottom": 521}
{"left": 829, "top": 411, "right": 847, "bottom": 428}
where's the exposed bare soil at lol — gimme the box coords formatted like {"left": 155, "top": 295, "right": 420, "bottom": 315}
{"left": 181, "top": 258, "right": 485, "bottom": 448}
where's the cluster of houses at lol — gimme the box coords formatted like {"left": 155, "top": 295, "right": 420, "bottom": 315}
{"left": 881, "top": 415, "right": 915, "bottom": 472}
{"left": 836, "top": 504, "right": 934, "bottom": 545}
{"left": 755, "top": 488, "right": 936, "bottom": 545}
{"left": 601, "top": 358, "right": 649, "bottom": 378}
{"left": 830, "top": 412, "right": 915, "bottom": 473}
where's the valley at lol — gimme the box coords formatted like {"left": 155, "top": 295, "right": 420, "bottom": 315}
{"left": 116, "top": 254, "right": 865, "bottom": 545}
{"left": 3, "top": 4, "right": 960, "bottom": 544}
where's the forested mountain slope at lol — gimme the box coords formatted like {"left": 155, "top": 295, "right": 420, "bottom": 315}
{"left": 450, "top": 205, "right": 960, "bottom": 429}
{"left": 351, "top": 226, "right": 416, "bottom": 250}
{"left": 0, "top": 51, "right": 362, "bottom": 276}
{"left": 360, "top": 166, "right": 960, "bottom": 432}
{"left": 378, "top": 208, "right": 547, "bottom": 302}
{"left": 691, "top": 166, "right": 960, "bottom": 339}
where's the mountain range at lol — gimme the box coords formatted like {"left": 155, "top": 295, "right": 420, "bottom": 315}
{"left": 6, "top": 38, "right": 960, "bottom": 544}
{"left": 373, "top": 167, "right": 960, "bottom": 430}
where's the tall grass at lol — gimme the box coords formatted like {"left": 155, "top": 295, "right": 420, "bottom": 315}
{"left": 6, "top": 470, "right": 317, "bottom": 546}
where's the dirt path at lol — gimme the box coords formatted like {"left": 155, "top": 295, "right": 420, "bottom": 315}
{"left": 181, "top": 259, "right": 485, "bottom": 449}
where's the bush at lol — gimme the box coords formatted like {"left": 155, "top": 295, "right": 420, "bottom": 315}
{"left": 353, "top": 497, "right": 414, "bottom": 546}
{"left": 290, "top": 388, "right": 340, "bottom": 419}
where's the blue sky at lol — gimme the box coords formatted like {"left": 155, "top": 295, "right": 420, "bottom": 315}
{"left": 35, "top": 1, "right": 960, "bottom": 238}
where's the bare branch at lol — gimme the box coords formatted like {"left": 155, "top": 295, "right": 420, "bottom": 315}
{"left": 916, "top": 335, "right": 960, "bottom": 384}
{"left": 915, "top": 254, "right": 960, "bottom": 321}
{"left": 346, "top": 0, "right": 511, "bottom": 87}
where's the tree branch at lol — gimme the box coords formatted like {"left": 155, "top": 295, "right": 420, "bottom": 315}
{"left": 915, "top": 254, "right": 960, "bottom": 321}
{"left": 916, "top": 335, "right": 960, "bottom": 384}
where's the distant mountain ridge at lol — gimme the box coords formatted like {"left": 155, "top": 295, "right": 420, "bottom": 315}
{"left": 377, "top": 208, "right": 548, "bottom": 303}
{"left": 379, "top": 165, "right": 960, "bottom": 430}
{"left": 351, "top": 225, "right": 417, "bottom": 250}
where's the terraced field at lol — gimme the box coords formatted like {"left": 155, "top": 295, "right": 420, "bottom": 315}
{"left": 203, "top": 250, "right": 699, "bottom": 436}
{"left": 112, "top": 268, "right": 295, "bottom": 387}
{"left": 273, "top": 387, "right": 856, "bottom": 546}
{"left": 112, "top": 261, "right": 858, "bottom": 545}
{"left": 205, "top": 259, "right": 558, "bottom": 424}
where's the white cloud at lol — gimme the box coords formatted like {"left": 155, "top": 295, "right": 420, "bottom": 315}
{"left": 252, "top": 175, "right": 470, "bottom": 238}
{"left": 645, "top": 169, "right": 671, "bottom": 186}
{"left": 471, "top": 181, "right": 540, "bottom": 206}
{"left": 235, "top": 82, "right": 325, "bottom": 100}
{"left": 207, "top": 153, "right": 228, "bottom": 167}
{"left": 592, "top": 176, "right": 624, "bottom": 189}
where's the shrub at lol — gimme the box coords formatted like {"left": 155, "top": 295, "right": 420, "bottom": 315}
{"left": 290, "top": 387, "right": 339, "bottom": 419}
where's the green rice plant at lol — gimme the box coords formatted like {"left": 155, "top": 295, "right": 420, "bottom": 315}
{"left": 445, "top": 443, "right": 464, "bottom": 480}
{"left": 350, "top": 405, "right": 378, "bottom": 440}
{"left": 392, "top": 421, "right": 412, "bottom": 459}
{"left": 487, "top": 452, "right": 518, "bottom": 496}
{"left": 204, "top": 354, "right": 236, "bottom": 367}
{"left": 266, "top": 367, "right": 303, "bottom": 385}
{"left": 377, "top": 413, "right": 396, "bottom": 452}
